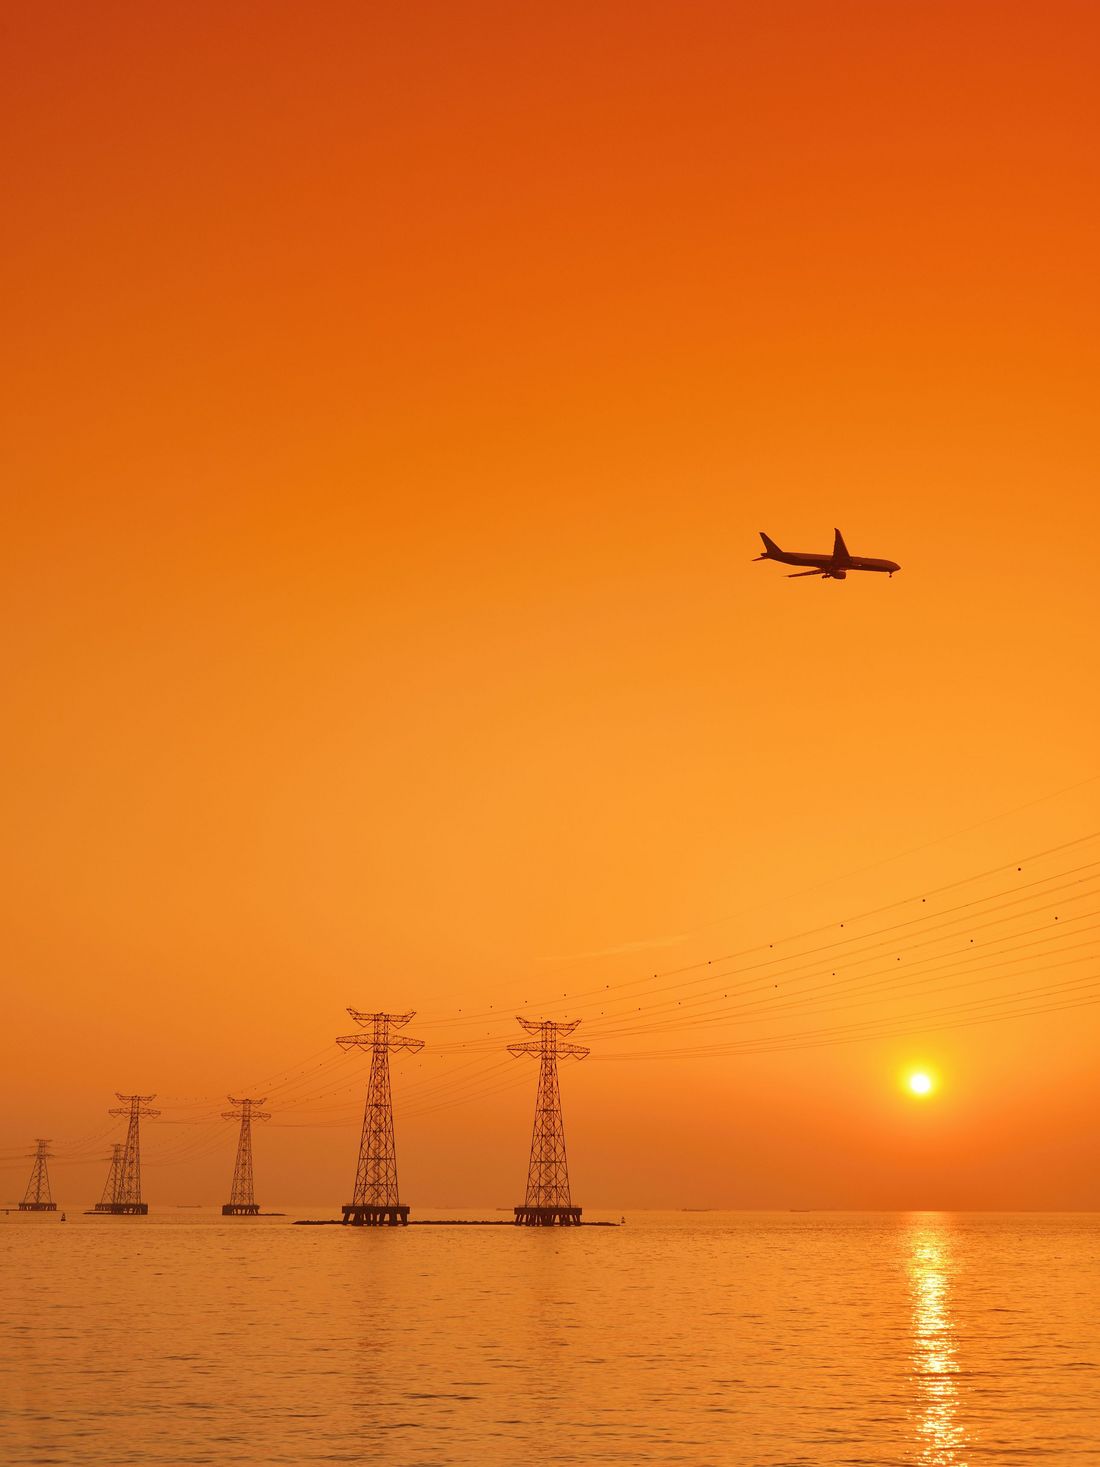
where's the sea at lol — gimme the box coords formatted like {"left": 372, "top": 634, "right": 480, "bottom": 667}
{"left": 2, "top": 1209, "right": 1098, "bottom": 1465}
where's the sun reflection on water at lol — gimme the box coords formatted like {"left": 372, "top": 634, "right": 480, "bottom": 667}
{"left": 907, "top": 1219, "right": 969, "bottom": 1465}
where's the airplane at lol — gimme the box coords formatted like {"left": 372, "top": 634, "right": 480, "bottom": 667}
{"left": 754, "top": 528, "right": 900, "bottom": 579}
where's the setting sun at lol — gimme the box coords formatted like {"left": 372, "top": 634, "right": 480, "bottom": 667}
{"left": 908, "top": 1072, "right": 935, "bottom": 1097}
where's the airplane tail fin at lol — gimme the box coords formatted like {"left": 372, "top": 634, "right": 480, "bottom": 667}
{"left": 758, "top": 532, "right": 782, "bottom": 558}
{"left": 833, "top": 527, "right": 850, "bottom": 561}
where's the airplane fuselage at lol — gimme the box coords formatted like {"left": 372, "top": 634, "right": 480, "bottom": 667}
{"left": 768, "top": 549, "right": 899, "bottom": 575}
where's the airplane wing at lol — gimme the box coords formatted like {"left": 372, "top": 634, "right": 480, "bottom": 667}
{"left": 787, "top": 569, "right": 822, "bottom": 578}
{"left": 833, "top": 527, "right": 850, "bottom": 560}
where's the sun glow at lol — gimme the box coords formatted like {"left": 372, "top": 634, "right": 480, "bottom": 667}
{"left": 908, "top": 1071, "right": 935, "bottom": 1097}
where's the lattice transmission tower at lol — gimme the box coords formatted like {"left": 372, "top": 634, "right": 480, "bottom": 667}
{"left": 101, "top": 1093, "right": 159, "bottom": 1214}
{"left": 336, "top": 1009, "right": 424, "bottom": 1226}
{"left": 221, "top": 1096, "right": 270, "bottom": 1215}
{"left": 19, "top": 1139, "right": 57, "bottom": 1212}
{"left": 509, "top": 1017, "right": 589, "bottom": 1225}
{"left": 94, "top": 1143, "right": 124, "bottom": 1211}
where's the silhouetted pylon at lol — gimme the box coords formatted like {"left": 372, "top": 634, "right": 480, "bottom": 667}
{"left": 19, "top": 1139, "right": 57, "bottom": 1212}
{"left": 94, "top": 1143, "right": 124, "bottom": 1211}
{"left": 509, "top": 1017, "right": 589, "bottom": 1226}
{"left": 336, "top": 1009, "right": 424, "bottom": 1226}
{"left": 102, "top": 1093, "right": 159, "bottom": 1214}
{"left": 221, "top": 1097, "right": 270, "bottom": 1215}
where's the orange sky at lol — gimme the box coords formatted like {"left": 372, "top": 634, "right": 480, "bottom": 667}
{"left": 3, "top": 1, "right": 1099, "bottom": 1209}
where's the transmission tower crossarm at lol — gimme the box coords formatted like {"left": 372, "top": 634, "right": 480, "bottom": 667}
{"left": 508, "top": 1040, "right": 590, "bottom": 1059}
{"left": 347, "top": 1007, "right": 416, "bottom": 1028}
{"left": 337, "top": 1032, "right": 425, "bottom": 1054}
{"left": 516, "top": 1015, "right": 581, "bottom": 1035}
{"left": 108, "top": 1095, "right": 160, "bottom": 1118}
